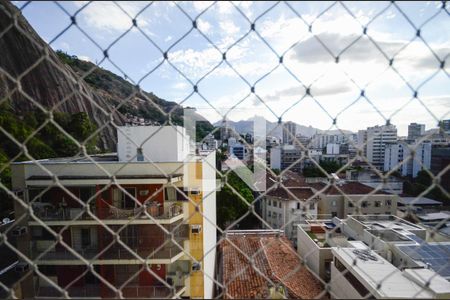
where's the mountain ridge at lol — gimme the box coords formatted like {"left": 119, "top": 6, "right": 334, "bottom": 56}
{"left": 214, "top": 116, "right": 353, "bottom": 138}
{"left": 0, "top": 1, "right": 212, "bottom": 151}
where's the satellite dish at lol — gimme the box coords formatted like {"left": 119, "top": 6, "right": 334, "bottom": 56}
{"left": 2, "top": 218, "right": 10, "bottom": 224}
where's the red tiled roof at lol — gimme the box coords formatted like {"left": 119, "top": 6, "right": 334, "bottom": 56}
{"left": 266, "top": 170, "right": 309, "bottom": 189}
{"left": 262, "top": 237, "right": 324, "bottom": 299}
{"left": 222, "top": 232, "right": 324, "bottom": 299}
{"left": 266, "top": 187, "right": 315, "bottom": 201}
{"left": 309, "top": 181, "right": 389, "bottom": 195}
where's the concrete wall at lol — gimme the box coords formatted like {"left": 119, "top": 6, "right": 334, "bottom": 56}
{"left": 318, "top": 194, "right": 397, "bottom": 219}
{"left": 202, "top": 152, "right": 217, "bottom": 299}
{"left": 330, "top": 263, "right": 364, "bottom": 299}
{"left": 270, "top": 147, "right": 281, "bottom": 170}
{"left": 297, "top": 225, "right": 332, "bottom": 280}
{"left": 117, "top": 126, "right": 190, "bottom": 162}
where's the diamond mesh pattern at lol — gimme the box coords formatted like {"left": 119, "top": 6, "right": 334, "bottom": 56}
{"left": 0, "top": 1, "right": 449, "bottom": 299}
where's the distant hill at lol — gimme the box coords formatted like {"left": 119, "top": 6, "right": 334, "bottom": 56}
{"left": 214, "top": 116, "right": 353, "bottom": 138}
{"left": 0, "top": 1, "right": 212, "bottom": 151}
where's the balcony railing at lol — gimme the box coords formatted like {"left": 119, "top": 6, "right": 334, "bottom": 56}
{"left": 30, "top": 201, "right": 183, "bottom": 222}
{"left": 35, "top": 284, "right": 185, "bottom": 298}
{"left": 32, "top": 239, "right": 185, "bottom": 262}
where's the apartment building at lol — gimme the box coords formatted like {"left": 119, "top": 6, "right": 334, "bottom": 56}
{"left": 384, "top": 141, "right": 431, "bottom": 178}
{"left": 407, "top": 123, "right": 425, "bottom": 140}
{"left": 365, "top": 125, "right": 398, "bottom": 170}
{"left": 345, "top": 169, "right": 404, "bottom": 195}
{"left": 10, "top": 126, "right": 216, "bottom": 299}
{"left": 297, "top": 216, "right": 450, "bottom": 299}
{"left": 260, "top": 173, "right": 319, "bottom": 244}
{"left": 310, "top": 181, "right": 397, "bottom": 218}
{"left": 282, "top": 121, "right": 297, "bottom": 145}
{"left": 229, "top": 142, "right": 245, "bottom": 160}
{"left": 270, "top": 145, "right": 322, "bottom": 172}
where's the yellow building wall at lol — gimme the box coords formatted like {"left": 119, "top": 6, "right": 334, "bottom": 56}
{"left": 188, "top": 161, "right": 204, "bottom": 298}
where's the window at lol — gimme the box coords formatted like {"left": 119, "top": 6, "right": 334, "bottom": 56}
{"left": 279, "top": 202, "right": 282, "bottom": 208}
{"left": 332, "top": 200, "right": 336, "bottom": 207}
{"left": 279, "top": 214, "right": 282, "bottom": 220}
{"left": 80, "top": 187, "right": 94, "bottom": 202}
{"left": 269, "top": 200, "right": 272, "bottom": 206}
{"left": 165, "top": 187, "right": 176, "bottom": 201}
{"left": 136, "top": 148, "right": 144, "bottom": 161}
{"left": 192, "top": 262, "right": 201, "bottom": 271}
{"left": 297, "top": 202, "right": 300, "bottom": 210}
{"left": 386, "top": 199, "right": 392, "bottom": 206}
{"left": 375, "top": 201, "right": 381, "bottom": 207}
{"left": 268, "top": 211, "right": 271, "bottom": 217}
{"left": 348, "top": 201, "right": 354, "bottom": 208}
{"left": 361, "top": 201, "right": 368, "bottom": 208}
{"left": 81, "top": 228, "right": 91, "bottom": 248}
{"left": 191, "top": 225, "right": 202, "bottom": 234}
{"left": 309, "top": 202, "right": 315, "bottom": 210}
{"left": 122, "top": 188, "right": 136, "bottom": 208}
{"left": 273, "top": 212, "right": 277, "bottom": 219}
{"left": 331, "top": 212, "right": 337, "bottom": 218}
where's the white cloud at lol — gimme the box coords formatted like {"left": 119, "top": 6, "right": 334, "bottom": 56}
{"left": 76, "top": 1, "right": 150, "bottom": 32}
{"left": 197, "top": 19, "right": 212, "bottom": 34}
{"left": 192, "top": 1, "right": 214, "bottom": 13}
{"left": 219, "top": 20, "right": 240, "bottom": 36}
{"left": 169, "top": 47, "right": 222, "bottom": 79}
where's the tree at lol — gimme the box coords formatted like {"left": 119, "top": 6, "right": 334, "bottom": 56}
{"left": 217, "top": 170, "right": 255, "bottom": 229}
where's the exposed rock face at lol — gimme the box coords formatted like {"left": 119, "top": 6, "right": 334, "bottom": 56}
{"left": 0, "top": 1, "right": 212, "bottom": 151}
{"left": 0, "top": 1, "right": 125, "bottom": 150}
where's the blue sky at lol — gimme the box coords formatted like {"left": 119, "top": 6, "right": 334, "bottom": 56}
{"left": 13, "top": 1, "right": 450, "bottom": 135}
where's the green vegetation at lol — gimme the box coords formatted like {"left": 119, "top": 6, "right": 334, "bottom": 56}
{"left": 302, "top": 160, "right": 343, "bottom": 177}
{"left": 217, "top": 170, "right": 256, "bottom": 229}
{"left": 55, "top": 51, "right": 215, "bottom": 141}
{"left": 0, "top": 102, "right": 98, "bottom": 216}
{"left": 403, "top": 170, "right": 450, "bottom": 205}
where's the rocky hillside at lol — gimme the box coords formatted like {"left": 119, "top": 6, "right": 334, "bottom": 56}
{"left": 0, "top": 1, "right": 212, "bottom": 151}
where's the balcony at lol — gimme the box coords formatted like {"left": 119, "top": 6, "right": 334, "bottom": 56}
{"left": 28, "top": 201, "right": 184, "bottom": 226}
{"left": 35, "top": 284, "right": 186, "bottom": 298}
{"left": 32, "top": 239, "right": 186, "bottom": 265}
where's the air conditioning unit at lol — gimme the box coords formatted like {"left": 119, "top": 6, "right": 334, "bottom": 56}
{"left": 12, "top": 226, "right": 27, "bottom": 237}
{"left": 190, "top": 188, "right": 200, "bottom": 195}
{"left": 14, "top": 263, "right": 29, "bottom": 273}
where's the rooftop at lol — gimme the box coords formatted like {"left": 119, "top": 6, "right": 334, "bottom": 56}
{"left": 221, "top": 230, "right": 323, "bottom": 299}
{"left": 309, "top": 181, "right": 390, "bottom": 195}
{"left": 332, "top": 247, "right": 446, "bottom": 298}
{"left": 398, "top": 197, "right": 442, "bottom": 206}
{"left": 396, "top": 242, "right": 450, "bottom": 279}
{"left": 266, "top": 170, "right": 308, "bottom": 188}
{"left": 418, "top": 212, "right": 450, "bottom": 222}
{"left": 266, "top": 187, "right": 315, "bottom": 201}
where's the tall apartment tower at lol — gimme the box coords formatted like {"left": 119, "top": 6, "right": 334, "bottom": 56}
{"left": 407, "top": 123, "right": 425, "bottom": 140}
{"left": 365, "top": 124, "right": 398, "bottom": 170}
{"left": 282, "top": 121, "right": 297, "bottom": 145}
{"left": 357, "top": 129, "right": 368, "bottom": 158}
{"left": 439, "top": 119, "right": 450, "bottom": 134}
{"left": 384, "top": 141, "right": 431, "bottom": 177}
{"left": 11, "top": 126, "right": 216, "bottom": 299}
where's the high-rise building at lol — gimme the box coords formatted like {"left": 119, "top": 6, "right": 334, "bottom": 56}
{"left": 439, "top": 119, "right": 450, "bottom": 134}
{"left": 407, "top": 123, "right": 425, "bottom": 140}
{"left": 365, "top": 125, "right": 398, "bottom": 170}
{"left": 11, "top": 126, "right": 217, "bottom": 299}
{"left": 384, "top": 141, "right": 431, "bottom": 177}
{"left": 357, "top": 129, "right": 368, "bottom": 158}
{"left": 282, "top": 121, "right": 297, "bottom": 145}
